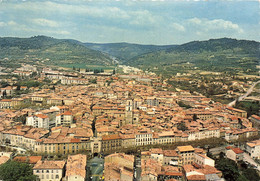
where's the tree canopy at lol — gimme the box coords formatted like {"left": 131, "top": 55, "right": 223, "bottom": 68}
{"left": 0, "top": 161, "right": 37, "bottom": 181}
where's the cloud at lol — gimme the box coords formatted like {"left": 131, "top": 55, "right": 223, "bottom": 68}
{"left": 32, "top": 18, "right": 60, "bottom": 27}
{"left": 187, "top": 17, "right": 244, "bottom": 33}
{"left": 129, "top": 10, "right": 160, "bottom": 27}
{"left": 171, "top": 23, "right": 186, "bottom": 32}
{"left": 7, "top": 21, "right": 18, "bottom": 26}
{"left": 0, "top": 22, "right": 5, "bottom": 27}
{"left": 0, "top": 0, "right": 257, "bottom": 44}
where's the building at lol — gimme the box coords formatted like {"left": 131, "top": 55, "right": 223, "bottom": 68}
{"left": 33, "top": 160, "right": 66, "bottom": 181}
{"left": 104, "top": 153, "right": 134, "bottom": 181}
{"left": 249, "top": 115, "right": 260, "bottom": 129}
{"left": 176, "top": 145, "right": 195, "bottom": 165}
{"left": 65, "top": 154, "right": 87, "bottom": 181}
{"left": 194, "top": 154, "right": 215, "bottom": 167}
{"left": 102, "top": 134, "right": 122, "bottom": 153}
{"left": 226, "top": 147, "right": 244, "bottom": 162}
{"left": 246, "top": 139, "right": 260, "bottom": 159}
{"left": 13, "top": 156, "right": 42, "bottom": 165}
{"left": 26, "top": 114, "right": 50, "bottom": 129}
{"left": 55, "top": 111, "right": 73, "bottom": 127}
{"left": 0, "top": 99, "right": 12, "bottom": 109}
{"left": 135, "top": 130, "right": 153, "bottom": 146}
{"left": 183, "top": 164, "right": 222, "bottom": 181}
{"left": 0, "top": 152, "right": 13, "bottom": 165}
{"left": 227, "top": 107, "right": 247, "bottom": 118}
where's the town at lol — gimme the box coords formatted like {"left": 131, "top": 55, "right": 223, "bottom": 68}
{"left": 0, "top": 63, "right": 259, "bottom": 181}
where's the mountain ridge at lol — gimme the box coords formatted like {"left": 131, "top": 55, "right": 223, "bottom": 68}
{"left": 126, "top": 38, "right": 260, "bottom": 75}
{"left": 0, "top": 35, "right": 114, "bottom": 66}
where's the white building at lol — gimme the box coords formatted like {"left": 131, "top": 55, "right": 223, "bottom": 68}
{"left": 246, "top": 139, "right": 260, "bottom": 159}
{"left": 33, "top": 160, "right": 65, "bottom": 181}
{"left": 55, "top": 111, "right": 73, "bottom": 127}
{"left": 194, "top": 153, "right": 215, "bottom": 167}
{"left": 135, "top": 131, "right": 153, "bottom": 146}
{"left": 26, "top": 114, "right": 50, "bottom": 129}
{"left": 226, "top": 147, "right": 244, "bottom": 162}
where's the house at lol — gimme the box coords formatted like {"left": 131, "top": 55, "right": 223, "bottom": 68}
{"left": 249, "top": 115, "right": 260, "bottom": 129}
{"left": 13, "top": 156, "right": 42, "bottom": 164}
{"left": 194, "top": 154, "right": 215, "bottom": 167}
{"left": 102, "top": 134, "right": 122, "bottom": 153}
{"left": 226, "top": 147, "right": 244, "bottom": 162}
{"left": 104, "top": 153, "right": 134, "bottom": 181}
{"left": 0, "top": 152, "right": 13, "bottom": 165}
{"left": 65, "top": 154, "right": 87, "bottom": 181}
{"left": 55, "top": 111, "right": 73, "bottom": 127}
{"left": 246, "top": 139, "right": 260, "bottom": 159}
{"left": 176, "top": 145, "right": 195, "bottom": 165}
{"left": 0, "top": 99, "right": 12, "bottom": 109}
{"left": 183, "top": 164, "right": 222, "bottom": 181}
{"left": 33, "top": 160, "right": 66, "bottom": 181}
{"left": 26, "top": 114, "right": 50, "bottom": 129}
{"left": 0, "top": 155, "right": 9, "bottom": 165}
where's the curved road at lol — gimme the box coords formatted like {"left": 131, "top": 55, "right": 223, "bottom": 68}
{"left": 228, "top": 80, "right": 260, "bottom": 107}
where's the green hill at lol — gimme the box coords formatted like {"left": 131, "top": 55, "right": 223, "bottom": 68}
{"left": 0, "top": 36, "right": 114, "bottom": 67}
{"left": 84, "top": 42, "right": 175, "bottom": 62}
{"left": 127, "top": 38, "right": 260, "bottom": 75}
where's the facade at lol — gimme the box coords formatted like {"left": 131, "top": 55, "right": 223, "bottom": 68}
{"left": 0, "top": 99, "right": 12, "bottom": 109}
{"left": 246, "top": 139, "right": 260, "bottom": 159}
{"left": 194, "top": 153, "right": 215, "bottom": 167}
{"left": 35, "top": 138, "right": 91, "bottom": 155}
{"left": 26, "top": 114, "right": 50, "bottom": 129}
{"left": 55, "top": 111, "right": 73, "bottom": 127}
{"left": 65, "top": 154, "right": 87, "bottom": 181}
{"left": 226, "top": 147, "right": 244, "bottom": 162}
{"left": 227, "top": 107, "right": 247, "bottom": 118}
{"left": 135, "top": 131, "right": 153, "bottom": 146}
{"left": 104, "top": 153, "right": 134, "bottom": 181}
{"left": 33, "top": 160, "right": 65, "bottom": 181}
{"left": 102, "top": 134, "right": 122, "bottom": 153}
{"left": 250, "top": 115, "right": 260, "bottom": 129}
{"left": 176, "top": 145, "right": 195, "bottom": 165}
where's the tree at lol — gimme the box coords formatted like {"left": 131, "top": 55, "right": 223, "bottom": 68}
{"left": 16, "top": 85, "right": 21, "bottom": 91}
{"left": 215, "top": 158, "right": 240, "bottom": 181}
{"left": 0, "top": 161, "right": 37, "bottom": 181}
{"left": 193, "top": 114, "right": 198, "bottom": 121}
{"left": 0, "top": 81, "right": 9, "bottom": 88}
{"left": 242, "top": 168, "right": 260, "bottom": 181}
{"left": 2, "top": 90, "right": 7, "bottom": 98}
{"left": 177, "top": 121, "right": 187, "bottom": 131}
{"left": 89, "top": 78, "right": 97, "bottom": 84}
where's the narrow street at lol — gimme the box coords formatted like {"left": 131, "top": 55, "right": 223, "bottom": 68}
{"left": 134, "top": 157, "right": 141, "bottom": 181}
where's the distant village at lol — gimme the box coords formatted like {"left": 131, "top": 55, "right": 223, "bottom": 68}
{"left": 0, "top": 63, "right": 259, "bottom": 181}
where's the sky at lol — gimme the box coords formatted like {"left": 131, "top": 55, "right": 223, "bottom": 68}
{"left": 0, "top": 0, "right": 259, "bottom": 45}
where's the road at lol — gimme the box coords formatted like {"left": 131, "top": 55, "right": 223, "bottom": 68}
{"left": 87, "top": 157, "right": 104, "bottom": 181}
{"left": 243, "top": 152, "right": 260, "bottom": 172}
{"left": 228, "top": 80, "right": 260, "bottom": 107}
{"left": 134, "top": 157, "right": 141, "bottom": 181}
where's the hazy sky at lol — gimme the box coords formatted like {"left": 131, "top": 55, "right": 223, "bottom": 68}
{"left": 0, "top": 0, "right": 259, "bottom": 45}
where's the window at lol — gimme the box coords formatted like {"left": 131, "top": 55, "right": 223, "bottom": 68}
{"left": 56, "top": 175, "right": 59, "bottom": 179}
